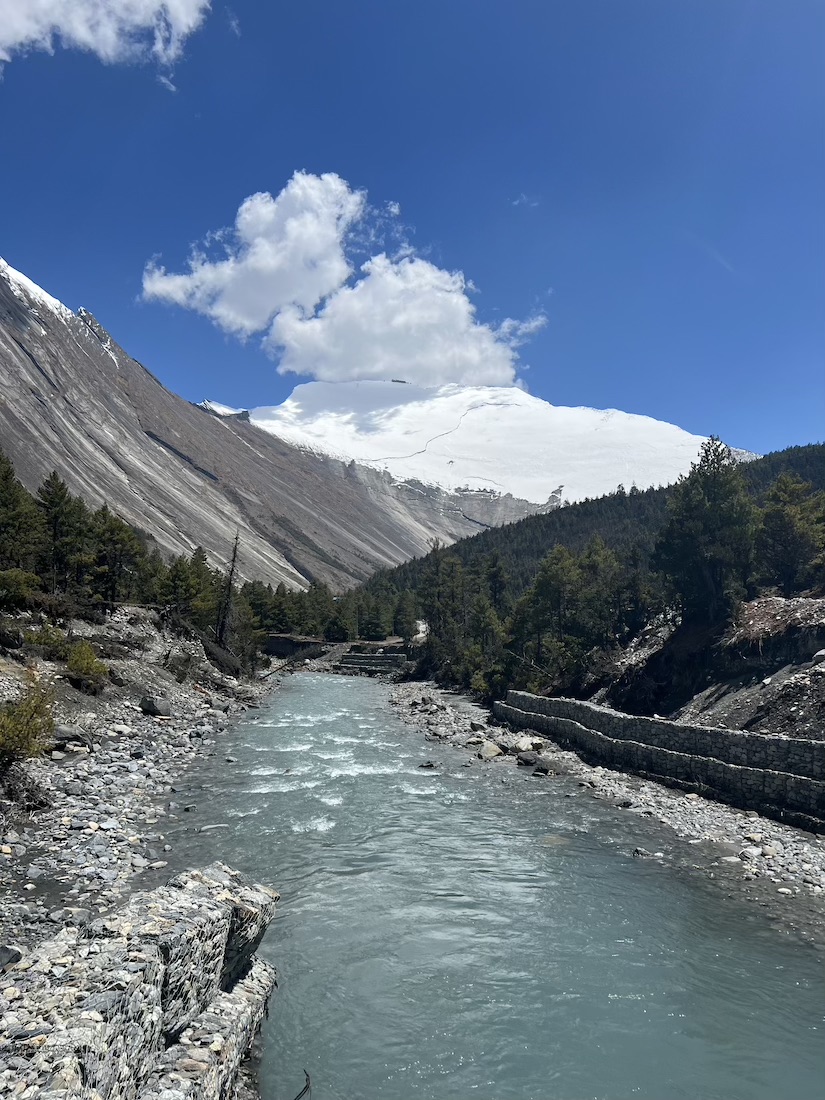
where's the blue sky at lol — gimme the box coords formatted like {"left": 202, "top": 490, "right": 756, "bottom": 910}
{"left": 0, "top": 0, "right": 822, "bottom": 454}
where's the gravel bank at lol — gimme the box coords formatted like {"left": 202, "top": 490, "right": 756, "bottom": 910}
{"left": 0, "top": 608, "right": 277, "bottom": 960}
{"left": 390, "top": 681, "right": 825, "bottom": 947}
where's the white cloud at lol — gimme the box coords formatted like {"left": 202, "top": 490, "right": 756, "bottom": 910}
{"left": 143, "top": 171, "right": 365, "bottom": 334}
{"left": 271, "top": 254, "right": 537, "bottom": 386}
{"left": 143, "top": 172, "right": 545, "bottom": 388}
{"left": 0, "top": 0, "right": 210, "bottom": 67}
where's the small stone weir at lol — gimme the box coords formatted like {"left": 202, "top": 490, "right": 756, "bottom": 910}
{"left": 0, "top": 864, "right": 278, "bottom": 1099}
{"left": 337, "top": 649, "right": 409, "bottom": 676}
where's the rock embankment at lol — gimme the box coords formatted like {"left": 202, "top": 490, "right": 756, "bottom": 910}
{"left": 496, "top": 691, "right": 825, "bottom": 832}
{"left": 390, "top": 683, "right": 825, "bottom": 941}
{"left": 0, "top": 863, "right": 278, "bottom": 1099}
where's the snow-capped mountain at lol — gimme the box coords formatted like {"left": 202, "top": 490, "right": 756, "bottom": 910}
{"left": 0, "top": 258, "right": 565, "bottom": 590}
{"left": 213, "top": 380, "right": 710, "bottom": 505}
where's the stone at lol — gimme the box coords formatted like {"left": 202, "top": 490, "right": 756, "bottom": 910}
{"left": 477, "top": 741, "right": 503, "bottom": 761}
{"left": 811, "top": 650, "right": 825, "bottom": 665}
{"left": 0, "top": 945, "right": 22, "bottom": 970}
{"left": 140, "top": 696, "right": 172, "bottom": 718}
{"left": 514, "top": 735, "right": 542, "bottom": 753}
{"left": 531, "top": 757, "right": 553, "bottom": 776}
{"left": 739, "top": 846, "right": 763, "bottom": 860}
{"left": 633, "top": 847, "right": 652, "bottom": 858}
{"left": 51, "top": 724, "right": 94, "bottom": 752}
{"left": 516, "top": 751, "right": 539, "bottom": 767}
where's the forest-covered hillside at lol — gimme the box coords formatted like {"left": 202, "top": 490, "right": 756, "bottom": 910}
{"left": 247, "top": 440, "right": 824, "bottom": 708}
{"left": 366, "top": 443, "right": 825, "bottom": 602}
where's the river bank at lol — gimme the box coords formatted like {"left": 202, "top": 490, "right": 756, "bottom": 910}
{"left": 0, "top": 607, "right": 279, "bottom": 961}
{"left": 139, "top": 671, "right": 825, "bottom": 1100}
{"left": 388, "top": 680, "right": 825, "bottom": 946}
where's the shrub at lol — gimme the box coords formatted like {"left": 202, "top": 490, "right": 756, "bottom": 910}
{"left": 66, "top": 640, "right": 108, "bottom": 695}
{"left": 0, "top": 569, "right": 41, "bottom": 613}
{"left": 24, "top": 623, "right": 70, "bottom": 661}
{"left": 0, "top": 675, "right": 54, "bottom": 769}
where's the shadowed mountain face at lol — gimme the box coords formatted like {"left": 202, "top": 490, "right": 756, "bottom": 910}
{"left": 0, "top": 261, "right": 555, "bottom": 590}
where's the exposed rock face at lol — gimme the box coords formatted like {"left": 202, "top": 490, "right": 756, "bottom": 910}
{"left": 0, "top": 259, "right": 555, "bottom": 590}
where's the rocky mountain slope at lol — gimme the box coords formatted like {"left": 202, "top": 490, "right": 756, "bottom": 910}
{"left": 210, "top": 379, "right": 712, "bottom": 505}
{"left": 0, "top": 259, "right": 558, "bottom": 590}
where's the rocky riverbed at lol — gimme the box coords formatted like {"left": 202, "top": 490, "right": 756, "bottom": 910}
{"left": 0, "top": 607, "right": 278, "bottom": 963}
{"left": 389, "top": 681, "right": 825, "bottom": 947}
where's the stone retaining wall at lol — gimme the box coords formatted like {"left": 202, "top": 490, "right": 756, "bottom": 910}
{"left": 0, "top": 863, "right": 278, "bottom": 1099}
{"left": 493, "top": 693, "right": 825, "bottom": 832}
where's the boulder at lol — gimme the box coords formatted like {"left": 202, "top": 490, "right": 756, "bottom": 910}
{"left": 478, "top": 741, "right": 504, "bottom": 761}
{"left": 140, "top": 696, "right": 172, "bottom": 717}
{"left": 739, "top": 846, "right": 763, "bottom": 861}
{"left": 0, "top": 944, "right": 22, "bottom": 971}
{"left": 516, "top": 751, "right": 540, "bottom": 767}
{"left": 531, "top": 757, "right": 553, "bottom": 776}
{"left": 812, "top": 650, "right": 825, "bottom": 665}
{"left": 514, "top": 735, "right": 543, "bottom": 753}
{"left": 0, "top": 625, "right": 23, "bottom": 649}
{"left": 50, "top": 724, "right": 94, "bottom": 752}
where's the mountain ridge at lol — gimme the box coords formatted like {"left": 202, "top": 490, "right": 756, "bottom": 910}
{"left": 0, "top": 258, "right": 562, "bottom": 591}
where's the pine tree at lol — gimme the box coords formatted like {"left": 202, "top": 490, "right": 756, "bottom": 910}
{"left": 160, "top": 556, "right": 200, "bottom": 618}
{"left": 37, "top": 472, "right": 85, "bottom": 595}
{"left": 576, "top": 537, "right": 622, "bottom": 646}
{"left": 0, "top": 450, "right": 43, "bottom": 572}
{"left": 92, "top": 505, "right": 143, "bottom": 609}
{"left": 755, "top": 474, "right": 823, "bottom": 596}
{"left": 485, "top": 552, "right": 510, "bottom": 615}
{"left": 653, "top": 438, "right": 754, "bottom": 625}
{"left": 393, "top": 590, "right": 418, "bottom": 642}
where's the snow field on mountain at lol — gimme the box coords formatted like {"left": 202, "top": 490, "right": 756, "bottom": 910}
{"left": 248, "top": 380, "right": 707, "bottom": 504}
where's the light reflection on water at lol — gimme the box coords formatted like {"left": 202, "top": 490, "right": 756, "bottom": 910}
{"left": 166, "top": 674, "right": 825, "bottom": 1100}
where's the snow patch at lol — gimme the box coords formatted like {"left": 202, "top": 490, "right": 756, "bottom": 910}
{"left": 198, "top": 399, "right": 246, "bottom": 417}
{"left": 0, "top": 257, "right": 76, "bottom": 324}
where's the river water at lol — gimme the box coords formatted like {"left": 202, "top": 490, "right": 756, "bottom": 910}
{"left": 166, "top": 673, "right": 824, "bottom": 1100}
